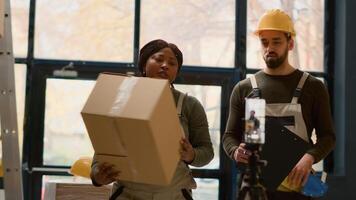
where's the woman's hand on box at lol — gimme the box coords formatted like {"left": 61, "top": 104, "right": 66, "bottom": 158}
{"left": 92, "top": 162, "right": 120, "bottom": 185}
{"left": 180, "top": 138, "right": 195, "bottom": 164}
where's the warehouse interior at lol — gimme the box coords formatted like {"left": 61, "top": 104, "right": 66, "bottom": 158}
{"left": 0, "top": 0, "right": 355, "bottom": 199}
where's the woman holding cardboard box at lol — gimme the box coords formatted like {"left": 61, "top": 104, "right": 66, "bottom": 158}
{"left": 90, "top": 39, "right": 214, "bottom": 200}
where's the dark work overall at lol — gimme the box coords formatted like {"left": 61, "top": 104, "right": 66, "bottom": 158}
{"left": 242, "top": 72, "right": 313, "bottom": 200}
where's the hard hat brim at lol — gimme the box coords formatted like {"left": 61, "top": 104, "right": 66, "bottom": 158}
{"left": 254, "top": 28, "right": 296, "bottom": 37}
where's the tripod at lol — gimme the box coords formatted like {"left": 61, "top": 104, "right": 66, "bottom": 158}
{"left": 237, "top": 144, "right": 268, "bottom": 200}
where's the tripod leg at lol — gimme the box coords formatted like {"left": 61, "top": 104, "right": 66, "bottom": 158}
{"left": 249, "top": 187, "right": 268, "bottom": 200}
{"left": 237, "top": 187, "right": 249, "bottom": 200}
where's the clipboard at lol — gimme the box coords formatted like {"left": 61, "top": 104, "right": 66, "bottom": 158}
{"left": 259, "top": 117, "right": 310, "bottom": 190}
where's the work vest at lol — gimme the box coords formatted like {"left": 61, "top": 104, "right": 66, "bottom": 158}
{"left": 249, "top": 72, "right": 310, "bottom": 143}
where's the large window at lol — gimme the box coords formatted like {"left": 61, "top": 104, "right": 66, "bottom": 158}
{"left": 44, "top": 79, "right": 95, "bottom": 166}
{"left": 35, "top": 0, "right": 135, "bottom": 62}
{"left": 141, "top": 0, "right": 235, "bottom": 67}
{"left": 42, "top": 79, "right": 221, "bottom": 198}
{"left": 43, "top": 80, "right": 221, "bottom": 169}
{"left": 175, "top": 84, "right": 221, "bottom": 169}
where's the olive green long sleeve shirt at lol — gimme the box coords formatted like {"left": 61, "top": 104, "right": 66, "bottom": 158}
{"left": 223, "top": 69, "right": 336, "bottom": 163}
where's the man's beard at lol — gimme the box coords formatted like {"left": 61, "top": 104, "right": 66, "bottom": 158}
{"left": 264, "top": 48, "right": 288, "bottom": 69}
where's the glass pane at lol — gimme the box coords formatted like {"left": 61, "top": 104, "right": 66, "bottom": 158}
{"left": 11, "top": 0, "right": 30, "bottom": 57}
{"left": 247, "top": 0, "right": 324, "bottom": 72}
{"left": 44, "top": 80, "right": 221, "bottom": 169}
{"left": 44, "top": 79, "right": 95, "bottom": 165}
{"left": 141, "top": 0, "right": 235, "bottom": 68}
{"left": 175, "top": 84, "right": 221, "bottom": 169}
{"left": 15, "top": 64, "right": 27, "bottom": 158}
{"left": 193, "top": 178, "right": 219, "bottom": 200}
{"left": 35, "top": 0, "right": 134, "bottom": 62}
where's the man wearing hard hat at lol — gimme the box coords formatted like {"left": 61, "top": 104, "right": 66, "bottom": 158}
{"left": 223, "top": 9, "right": 335, "bottom": 199}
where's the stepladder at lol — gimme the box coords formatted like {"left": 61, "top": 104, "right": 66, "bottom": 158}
{"left": 0, "top": 0, "right": 24, "bottom": 199}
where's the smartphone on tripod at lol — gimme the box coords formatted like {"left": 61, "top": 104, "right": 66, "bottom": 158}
{"left": 237, "top": 99, "right": 268, "bottom": 200}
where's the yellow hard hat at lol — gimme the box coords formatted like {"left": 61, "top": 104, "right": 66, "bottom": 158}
{"left": 255, "top": 9, "right": 296, "bottom": 37}
{"left": 69, "top": 156, "right": 93, "bottom": 179}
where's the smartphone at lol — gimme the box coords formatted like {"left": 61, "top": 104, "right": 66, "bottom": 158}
{"left": 244, "top": 98, "right": 266, "bottom": 144}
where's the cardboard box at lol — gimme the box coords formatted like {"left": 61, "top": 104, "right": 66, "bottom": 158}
{"left": 81, "top": 73, "right": 182, "bottom": 186}
{"left": 43, "top": 181, "right": 111, "bottom": 200}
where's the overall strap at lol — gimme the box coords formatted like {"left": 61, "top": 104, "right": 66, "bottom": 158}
{"left": 248, "top": 75, "right": 261, "bottom": 98}
{"left": 177, "top": 92, "right": 187, "bottom": 117}
{"left": 291, "top": 72, "right": 309, "bottom": 104}
{"left": 250, "top": 75, "right": 258, "bottom": 89}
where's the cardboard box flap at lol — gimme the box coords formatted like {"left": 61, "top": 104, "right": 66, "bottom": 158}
{"left": 115, "top": 76, "right": 168, "bottom": 120}
{"left": 82, "top": 74, "right": 127, "bottom": 116}
{"left": 82, "top": 74, "right": 169, "bottom": 120}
